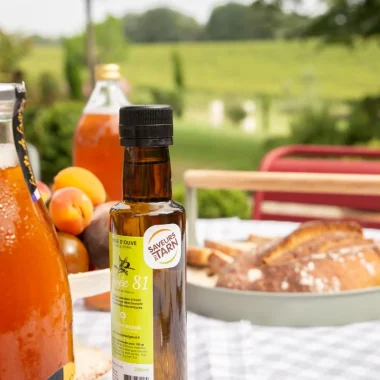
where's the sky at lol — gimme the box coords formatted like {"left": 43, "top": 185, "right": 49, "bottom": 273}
{"left": 0, "top": 0, "right": 325, "bottom": 38}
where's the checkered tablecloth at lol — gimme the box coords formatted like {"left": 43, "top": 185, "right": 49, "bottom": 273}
{"left": 74, "top": 219, "right": 380, "bottom": 380}
{"left": 74, "top": 302, "right": 380, "bottom": 380}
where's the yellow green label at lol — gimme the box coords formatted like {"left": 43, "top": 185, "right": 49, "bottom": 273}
{"left": 110, "top": 233, "right": 154, "bottom": 379}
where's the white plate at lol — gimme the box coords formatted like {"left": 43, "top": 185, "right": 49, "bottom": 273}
{"left": 69, "top": 269, "right": 110, "bottom": 304}
{"left": 187, "top": 219, "right": 380, "bottom": 327}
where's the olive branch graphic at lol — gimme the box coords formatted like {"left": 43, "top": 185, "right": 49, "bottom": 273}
{"left": 113, "top": 256, "right": 135, "bottom": 276}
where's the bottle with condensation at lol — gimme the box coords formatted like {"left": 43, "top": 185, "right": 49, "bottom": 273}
{"left": 0, "top": 83, "right": 75, "bottom": 380}
{"left": 73, "top": 64, "right": 131, "bottom": 201}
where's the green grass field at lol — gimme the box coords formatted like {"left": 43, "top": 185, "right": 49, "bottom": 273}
{"left": 22, "top": 40, "right": 380, "bottom": 100}
{"left": 171, "top": 119, "right": 265, "bottom": 186}
{"left": 22, "top": 40, "right": 380, "bottom": 187}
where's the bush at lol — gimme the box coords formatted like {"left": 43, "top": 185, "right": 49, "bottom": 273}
{"left": 38, "top": 71, "right": 60, "bottom": 105}
{"left": 173, "top": 186, "right": 251, "bottom": 219}
{"left": 288, "top": 96, "right": 380, "bottom": 147}
{"left": 63, "top": 40, "right": 83, "bottom": 100}
{"left": 172, "top": 50, "right": 185, "bottom": 91}
{"left": 151, "top": 88, "right": 185, "bottom": 118}
{"left": 365, "top": 138, "right": 380, "bottom": 148}
{"left": 289, "top": 106, "right": 346, "bottom": 145}
{"left": 24, "top": 101, "right": 84, "bottom": 184}
{"left": 263, "top": 135, "right": 290, "bottom": 152}
{"left": 226, "top": 104, "right": 247, "bottom": 125}
{"left": 345, "top": 95, "right": 380, "bottom": 145}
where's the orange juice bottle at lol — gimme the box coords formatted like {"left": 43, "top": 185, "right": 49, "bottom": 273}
{"left": 0, "top": 83, "right": 75, "bottom": 379}
{"left": 73, "top": 64, "right": 130, "bottom": 201}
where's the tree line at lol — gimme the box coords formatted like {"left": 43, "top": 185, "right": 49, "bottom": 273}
{"left": 104, "top": 0, "right": 380, "bottom": 44}
{"left": 28, "top": 0, "right": 380, "bottom": 47}
{"left": 23, "top": 1, "right": 311, "bottom": 46}
{"left": 123, "top": 1, "right": 310, "bottom": 43}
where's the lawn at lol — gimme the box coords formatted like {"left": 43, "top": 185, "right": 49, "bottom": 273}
{"left": 22, "top": 39, "right": 380, "bottom": 101}
{"left": 21, "top": 39, "right": 380, "bottom": 187}
{"left": 171, "top": 119, "right": 265, "bottom": 186}
{"left": 22, "top": 46, "right": 64, "bottom": 85}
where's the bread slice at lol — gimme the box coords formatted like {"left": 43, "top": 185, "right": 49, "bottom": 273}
{"left": 187, "top": 239, "right": 269, "bottom": 269}
{"left": 207, "top": 251, "right": 234, "bottom": 276}
{"left": 246, "top": 235, "right": 273, "bottom": 244}
{"left": 186, "top": 247, "right": 214, "bottom": 267}
{"left": 205, "top": 237, "right": 275, "bottom": 275}
{"left": 204, "top": 240, "right": 261, "bottom": 257}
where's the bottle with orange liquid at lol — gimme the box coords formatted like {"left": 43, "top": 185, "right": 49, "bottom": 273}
{"left": 73, "top": 64, "right": 130, "bottom": 201}
{"left": 0, "top": 83, "right": 75, "bottom": 379}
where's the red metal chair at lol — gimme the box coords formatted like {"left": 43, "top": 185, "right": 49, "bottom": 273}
{"left": 253, "top": 144, "right": 380, "bottom": 229}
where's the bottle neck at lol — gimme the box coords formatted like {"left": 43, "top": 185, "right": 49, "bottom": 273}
{"left": 0, "top": 97, "right": 18, "bottom": 167}
{"left": 0, "top": 116, "right": 18, "bottom": 169}
{"left": 0, "top": 88, "right": 15, "bottom": 145}
{"left": 84, "top": 79, "right": 130, "bottom": 114}
{"left": 122, "top": 146, "right": 172, "bottom": 202}
{"left": 0, "top": 113, "right": 13, "bottom": 145}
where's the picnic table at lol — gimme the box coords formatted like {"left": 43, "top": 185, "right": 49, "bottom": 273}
{"left": 73, "top": 218, "right": 380, "bottom": 380}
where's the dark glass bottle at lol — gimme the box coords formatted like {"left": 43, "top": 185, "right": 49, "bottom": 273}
{"left": 109, "top": 105, "right": 187, "bottom": 380}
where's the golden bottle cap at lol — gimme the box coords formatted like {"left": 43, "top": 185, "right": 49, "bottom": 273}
{"left": 95, "top": 64, "right": 120, "bottom": 81}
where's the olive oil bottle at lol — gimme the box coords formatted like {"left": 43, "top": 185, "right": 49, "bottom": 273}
{"left": 109, "top": 105, "right": 187, "bottom": 380}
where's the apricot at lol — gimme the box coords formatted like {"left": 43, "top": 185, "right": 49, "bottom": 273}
{"left": 52, "top": 167, "right": 106, "bottom": 206}
{"left": 57, "top": 232, "right": 90, "bottom": 274}
{"left": 49, "top": 187, "right": 94, "bottom": 235}
{"left": 36, "top": 180, "right": 52, "bottom": 203}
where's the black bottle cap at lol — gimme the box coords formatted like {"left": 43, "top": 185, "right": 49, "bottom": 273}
{"left": 119, "top": 105, "right": 173, "bottom": 147}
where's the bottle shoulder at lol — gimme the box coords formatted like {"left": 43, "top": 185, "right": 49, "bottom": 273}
{"left": 110, "top": 200, "right": 184, "bottom": 217}
{"left": 171, "top": 199, "right": 185, "bottom": 213}
{"left": 83, "top": 80, "right": 130, "bottom": 113}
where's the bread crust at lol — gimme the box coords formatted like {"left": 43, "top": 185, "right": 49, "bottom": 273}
{"left": 261, "top": 221, "right": 363, "bottom": 265}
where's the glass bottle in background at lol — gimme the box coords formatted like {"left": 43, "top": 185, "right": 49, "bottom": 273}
{"left": 110, "top": 105, "right": 187, "bottom": 380}
{"left": 0, "top": 83, "right": 75, "bottom": 379}
{"left": 73, "top": 64, "right": 130, "bottom": 201}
